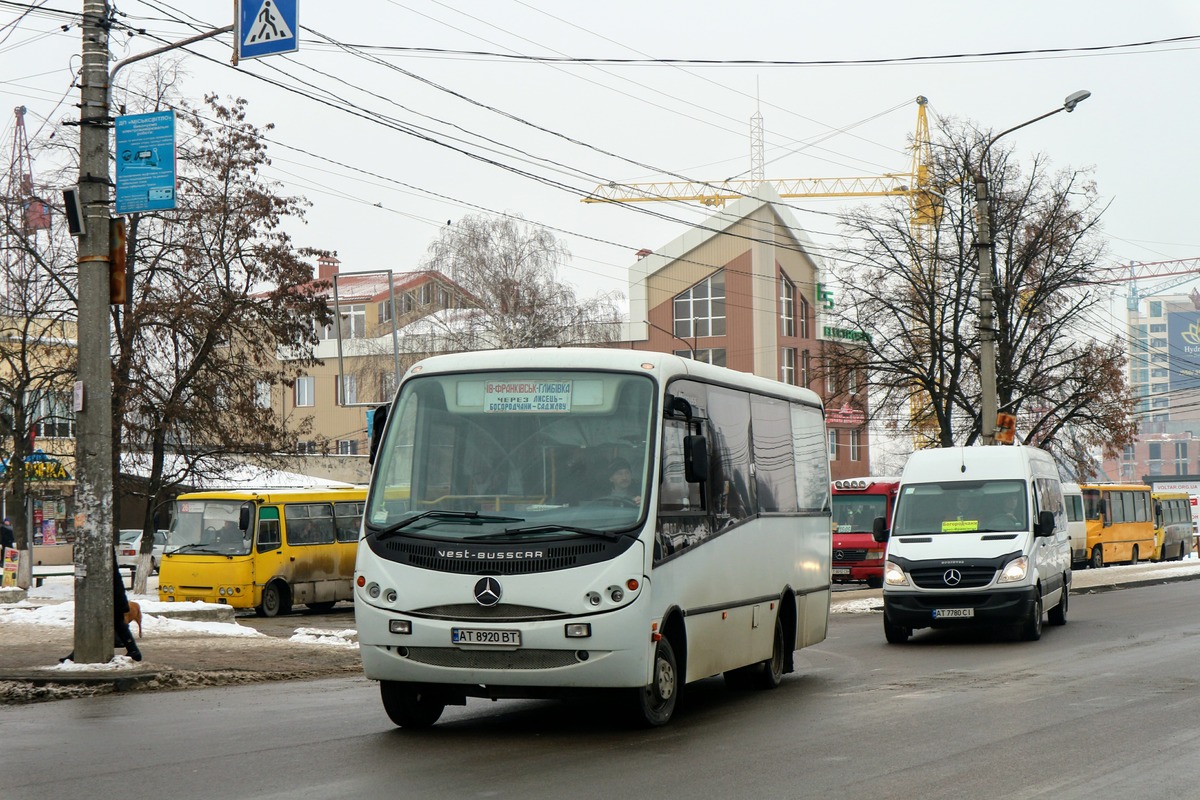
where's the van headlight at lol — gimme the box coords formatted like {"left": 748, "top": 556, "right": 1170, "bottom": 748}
{"left": 998, "top": 556, "right": 1029, "bottom": 584}
{"left": 883, "top": 561, "right": 910, "bottom": 587}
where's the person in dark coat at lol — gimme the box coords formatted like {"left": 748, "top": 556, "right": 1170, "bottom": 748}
{"left": 0, "top": 517, "right": 14, "bottom": 552}
{"left": 60, "top": 554, "right": 142, "bottom": 663}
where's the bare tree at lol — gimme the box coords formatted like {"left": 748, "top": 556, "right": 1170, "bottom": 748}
{"left": 825, "top": 117, "right": 1135, "bottom": 479}
{"left": 421, "top": 214, "right": 623, "bottom": 349}
{"left": 112, "top": 94, "right": 331, "bottom": 591}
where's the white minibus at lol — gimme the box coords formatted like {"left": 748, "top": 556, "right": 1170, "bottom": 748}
{"left": 355, "top": 348, "right": 831, "bottom": 727}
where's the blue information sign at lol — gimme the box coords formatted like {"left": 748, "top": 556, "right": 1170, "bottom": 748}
{"left": 114, "top": 110, "right": 176, "bottom": 215}
{"left": 238, "top": 0, "right": 298, "bottom": 60}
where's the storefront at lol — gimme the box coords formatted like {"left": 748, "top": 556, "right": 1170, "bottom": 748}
{"left": 0, "top": 450, "right": 75, "bottom": 565}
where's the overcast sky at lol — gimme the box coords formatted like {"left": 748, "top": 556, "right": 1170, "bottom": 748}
{"left": 3, "top": 1, "right": 1199, "bottom": 323}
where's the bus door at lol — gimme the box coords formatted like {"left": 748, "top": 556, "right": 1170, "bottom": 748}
{"left": 254, "top": 505, "right": 290, "bottom": 596}
{"left": 283, "top": 501, "right": 338, "bottom": 605}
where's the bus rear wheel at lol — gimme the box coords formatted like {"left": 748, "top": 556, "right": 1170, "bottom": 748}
{"left": 380, "top": 682, "right": 445, "bottom": 728}
{"left": 1090, "top": 545, "right": 1104, "bottom": 569}
{"left": 633, "top": 638, "right": 678, "bottom": 727}
{"left": 1129, "top": 545, "right": 1139, "bottom": 566}
{"left": 754, "top": 615, "right": 786, "bottom": 690}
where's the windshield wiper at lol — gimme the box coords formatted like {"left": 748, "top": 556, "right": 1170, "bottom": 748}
{"left": 168, "top": 543, "right": 220, "bottom": 554}
{"left": 374, "top": 510, "right": 524, "bottom": 541}
{"left": 467, "top": 524, "right": 625, "bottom": 541}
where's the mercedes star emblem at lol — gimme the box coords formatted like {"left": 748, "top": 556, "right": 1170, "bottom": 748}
{"left": 943, "top": 568, "right": 963, "bottom": 587}
{"left": 473, "top": 576, "right": 502, "bottom": 607}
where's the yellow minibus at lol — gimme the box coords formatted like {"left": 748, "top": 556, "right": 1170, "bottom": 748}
{"left": 1152, "top": 491, "right": 1194, "bottom": 562}
{"left": 1080, "top": 484, "right": 1155, "bottom": 568}
{"left": 158, "top": 485, "right": 367, "bottom": 616}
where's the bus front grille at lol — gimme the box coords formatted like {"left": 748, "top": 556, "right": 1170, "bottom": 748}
{"left": 383, "top": 540, "right": 609, "bottom": 575}
{"left": 401, "top": 647, "right": 580, "bottom": 670}
{"left": 413, "top": 604, "right": 569, "bottom": 621}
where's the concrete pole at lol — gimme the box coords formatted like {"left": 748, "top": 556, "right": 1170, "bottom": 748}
{"left": 974, "top": 173, "right": 998, "bottom": 446}
{"left": 73, "top": 0, "right": 115, "bottom": 662}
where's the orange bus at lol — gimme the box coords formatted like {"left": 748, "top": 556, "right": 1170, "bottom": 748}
{"left": 1081, "top": 484, "right": 1155, "bottom": 568}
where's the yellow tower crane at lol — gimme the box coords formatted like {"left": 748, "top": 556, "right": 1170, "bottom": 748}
{"left": 582, "top": 96, "right": 941, "bottom": 238}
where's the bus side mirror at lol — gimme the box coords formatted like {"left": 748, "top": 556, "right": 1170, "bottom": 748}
{"left": 872, "top": 515, "right": 889, "bottom": 543}
{"left": 1035, "top": 510, "right": 1056, "bottom": 538}
{"left": 239, "top": 504, "right": 251, "bottom": 532}
{"left": 684, "top": 435, "right": 708, "bottom": 483}
{"left": 368, "top": 403, "right": 390, "bottom": 465}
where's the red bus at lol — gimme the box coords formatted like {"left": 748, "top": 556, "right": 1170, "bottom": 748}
{"left": 831, "top": 477, "right": 900, "bottom": 589}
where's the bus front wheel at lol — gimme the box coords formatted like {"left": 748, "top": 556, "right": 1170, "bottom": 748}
{"left": 256, "top": 582, "right": 291, "bottom": 618}
{"left": 380, "top": 682, "right": 445, "bottom": 728}
{"left": 633, "top": 638, "right": 678, "bottom": 727}
{"left": 1090, "top": 545, "right": 1104, "bottom": 569}
{"left": 753, "top": 615, "right": 786, "bottom": 690}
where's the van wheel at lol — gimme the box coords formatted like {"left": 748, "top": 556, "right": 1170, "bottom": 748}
{"left": 1048, "top": 586, "right": 1068, "bottom": 626}
{"left": 1130, "top": 545, "right": 1139, "bottom": 566}
{"left": 1021, "top": 594, "right": 1043, "bottom": 641}
{"left": 866, "top": 576, "right": 883, "bottom": 589}
{"left": 633, "top": 638, "right": 678, "bottom": 727}
{"left": 380, "top": 681, "right": 445, "bottom": 728}
{"left": 883, "top": 615, "right": 910, "bottom": 644}
{"left": 1090, "top": 545, "right": 1104, "bottom": 569}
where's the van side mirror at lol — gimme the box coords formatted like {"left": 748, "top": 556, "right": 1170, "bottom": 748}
{"left": 872, "top": 515, "right": 889, "bottom": 543}
{"left": 684, "top": 435, "right": 708, "bottom": 483}
{"left": 239, "top": 504, "right": 251, "bottom": 532}
{"left": 1036, "top": 510, "right": 1056, "bottom": 538}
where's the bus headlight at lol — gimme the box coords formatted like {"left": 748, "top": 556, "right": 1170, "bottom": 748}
{"left": 998, "top": 556, "right": 1029, "bottom": 583}
{"left": 883, "top": 561, "right": 909, "bottom": 587}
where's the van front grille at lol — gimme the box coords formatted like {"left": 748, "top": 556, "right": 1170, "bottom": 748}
{"left": 909, "top": 566, "right": 996, "bottom": 589}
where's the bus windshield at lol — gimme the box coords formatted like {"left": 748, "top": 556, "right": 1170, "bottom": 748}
{"left": 892, "top": 480, "right": 1028, "bottom": 535}
{"left": 832, "top": 495, "right": 888, "bottom": 533}
{"left": 167, "top": 498, "right": 252, "bottom": 555}
{"left": 366, "top": 370, "right": 655, "bottom": 541}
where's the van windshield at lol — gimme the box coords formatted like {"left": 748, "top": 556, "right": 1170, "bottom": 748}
{"left": 892, "top": 480, "right": 1028, "bottom": 535}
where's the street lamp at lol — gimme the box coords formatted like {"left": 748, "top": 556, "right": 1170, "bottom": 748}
{"left": 974, "top": 90, "right": 1091, "bottom": 445}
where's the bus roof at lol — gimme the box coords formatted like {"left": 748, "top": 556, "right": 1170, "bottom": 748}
{"left": 176, "top": 485, "right": 368, "bottom": 503}
{"left": 403, "top": 347, "right": 824, "bottom": 409}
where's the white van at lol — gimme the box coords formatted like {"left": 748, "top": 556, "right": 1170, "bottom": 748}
{"left": 1062, "top": 482, "right": 1087, "bottom": 566}
{"left": 875, "top": 445, "right": 1071, "bottom": 643}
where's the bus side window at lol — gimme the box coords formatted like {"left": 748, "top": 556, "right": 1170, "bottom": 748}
{"left": 257, "top": 507, "right": 281, "bottom": 552}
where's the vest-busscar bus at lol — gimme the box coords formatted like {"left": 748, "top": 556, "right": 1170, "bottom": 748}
{"left": 1081, "top": 484, "right": 1155, "bottom": 568}
{"left": 1152, "top": 491, "right": 1194, "bottom": 562}
{"left": 158, "top": 486, "right": 367, "bottom": 616}
{"left": 831, "top": 477, "right": 900, "bottom": 588}
{"left": 354, "top": 348, "right": 832, "bottom": 728}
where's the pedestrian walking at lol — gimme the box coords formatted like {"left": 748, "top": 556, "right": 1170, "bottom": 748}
{"left": 59, "top": 554, "right": 142, "bottom": 663}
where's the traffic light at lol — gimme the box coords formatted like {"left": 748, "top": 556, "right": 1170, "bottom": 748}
{"left": 995, "top": 413, "right": 1017, "bottom": 444}
{"left": 110, "top": 216, "right": 127, "bottom": 305}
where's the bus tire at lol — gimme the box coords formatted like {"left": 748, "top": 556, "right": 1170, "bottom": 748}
{"left": 753, "top": 615, "right": 786, "bottom": 690}
{"left": 307, "top": 601, "right": 336, "bottom": 613}
{"left": 1130, "top": 545, "right": 1139, "bottom": 566}
{"left": 1090, "top": 545, "right": 1104, "bottom": 569}
{"left": 1048, "top": 585, "right": 1068, "bottom": 626}
{"left": 633, "top": 638, "right": 678, "bottom": 727}
{"left": 1021, "top": 593, "right": 1043, "bottom": 641}
{"left": 883, "top": 615, "right": 910, "bottom": 644}
{"left": 380, "top": 681, "right": 445, "bottom": 728}
{"left": 256, "top": 581, "right": 291, "bottom": 618}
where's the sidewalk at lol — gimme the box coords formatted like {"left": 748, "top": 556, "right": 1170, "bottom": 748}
{"left": 2, "top": 559, "right": 1199, "bottom": 703}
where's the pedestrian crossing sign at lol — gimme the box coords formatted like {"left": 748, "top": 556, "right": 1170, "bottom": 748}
{"left": 237, "top": 0, "right": 298, "bottom": 60}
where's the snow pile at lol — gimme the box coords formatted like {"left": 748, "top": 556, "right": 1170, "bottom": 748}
{"left": 289, "top": 627, "right": 358, "bottom": 648}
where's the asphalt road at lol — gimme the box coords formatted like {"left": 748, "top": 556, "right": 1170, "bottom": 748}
{"left": 4, "top": 578, "right": 1198, "bottom": 800}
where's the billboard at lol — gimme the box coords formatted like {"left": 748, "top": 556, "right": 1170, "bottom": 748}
{"left": 1166, "top": 311, "right": 1200, "bottom": 392}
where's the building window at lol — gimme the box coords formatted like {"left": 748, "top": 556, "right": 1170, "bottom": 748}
{"left": 1150, "top": 301, "right": 1162, "bottom": 317}
{"left": 1152, "top": 383, "right": 1168, "bottom": 394}
{"left": 781, "top": 347, "right": 796, "bottom": 385}
{"left": 379, "top": 371, "right": 397, "bottom": 403}
{"left": 1150, "top": 323, "right": 1167, "bottom": 333}
{"left": 437, "top": 286, "right": 450, "bottom": 307}
{"left": 798, "top": 295, "right": 809, "bottom": 339}
{"left": 336, "top": 375, "right": 358, "bottom": 405}
{"left": 29, "top": 392, "right": 74, "bottom": 439}
{"left": 673, "top": 271, "right": 726, "bottom": 338}
{"left": 1150, "top": 337, "right": 1167, "bottom": 348}
{"left": 780, "top": 276, "right": 795, "bottom": 337}
{"left": 673, "top": 348, "right": 726, "bottom": 367}
{"left": 254, "top": 381, "right": 272, "bottom": 409}
{"left": 418, "top": 283, "right": 431, "bottom": 305}
{"left": 828, "top": 429, "right": 838, "bottom": 460}
{"left": 295, "top": 376, "right": 315, "bottom": 408}
{"left": 848, "top": 368, "right": 859, "bottom": 395}
{"left": 826, "top": 366, "right": 837, "bottom": 396}
{"left": 297, "top": 441, "right": 318, "bottom": 455}
{"left": 337, "top": 439, "right": 359, "bottom": 456}
{"left": 1149, "top": 443, "right": 1161, "bottom": 460}
{"left": 338, "top": 304, "right": 365, "bottom": 340}
{"left": 801, "top": 350, "right": 810, "bottom": 387}
{"left": 850, "top": 428, "right": 863, "bottom": 462}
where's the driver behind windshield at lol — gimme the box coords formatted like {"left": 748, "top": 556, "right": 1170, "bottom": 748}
{"left": 605, "top": 458, "right": 641, "bottom": 506}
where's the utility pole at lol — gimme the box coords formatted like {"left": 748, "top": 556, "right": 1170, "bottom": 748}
{"left": 73, "top": 0, "right": 115, "bottom": 662}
